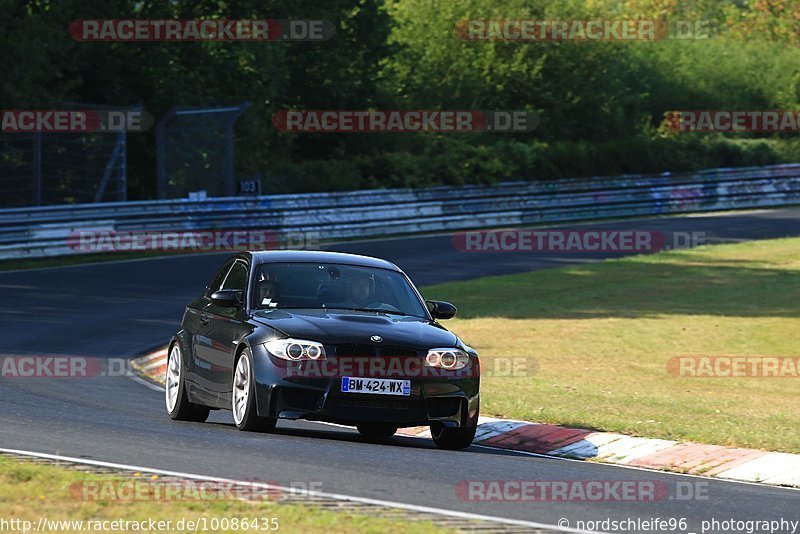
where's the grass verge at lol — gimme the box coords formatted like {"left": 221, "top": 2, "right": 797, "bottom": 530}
{"left": 0, "top": 456, "right": 446, "bottom": 533}
{"left": 422, "top": 237, "right": 800, "bottom": 453}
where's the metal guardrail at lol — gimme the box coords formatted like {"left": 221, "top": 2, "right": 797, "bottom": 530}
{"left": 1, "top": 163, "right": 800, "bottom": 260}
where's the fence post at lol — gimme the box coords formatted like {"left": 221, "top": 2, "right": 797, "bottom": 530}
{"left": 32, "top": 132, "right": 42, "bottom": 206}
{"left": 155, "top": 107, "right": 176, "bottom": 200}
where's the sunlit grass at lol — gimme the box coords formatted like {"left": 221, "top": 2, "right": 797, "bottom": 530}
{"left": 0, "top": 456, "right": 447, "bottom": 533}
{"left": 423, "top": 238, "right": 800, "bottom": 453}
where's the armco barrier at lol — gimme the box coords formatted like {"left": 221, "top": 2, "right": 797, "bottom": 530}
{"left": 1, "top": 163, "right": 800, "bottom": 260}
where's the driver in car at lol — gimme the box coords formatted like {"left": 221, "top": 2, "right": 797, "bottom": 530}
{"left": 329, "top": 274, "right": 399, "bottom": 312}
{"left": 348, "top": 274, "right": 374, "bottom": 305}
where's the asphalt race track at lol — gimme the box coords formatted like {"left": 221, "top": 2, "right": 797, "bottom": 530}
{"left": 1, "top": 208, "right": 800, "bottom": 531}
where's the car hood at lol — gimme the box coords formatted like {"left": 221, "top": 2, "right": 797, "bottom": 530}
{"left": 251, "top": 309, "right": 457, "bottom": 349}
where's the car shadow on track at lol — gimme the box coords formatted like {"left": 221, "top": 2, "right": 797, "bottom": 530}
{"left": 198, "top": 418, "right": 541, "bottom": 458}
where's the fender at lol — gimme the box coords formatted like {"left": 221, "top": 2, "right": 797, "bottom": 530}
{"left": 237, "top": 324, "right": 282, "bottom": 417}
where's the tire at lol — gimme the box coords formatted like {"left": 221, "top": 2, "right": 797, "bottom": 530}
{"left": 232, "top": 348, "right": 277, "bottom": 432}
{"left": 430, "top": 401, "right": 478, "bottom": 450}
{"left": 356, "top": 423, "right": 398, "bottom": 439}
{"left": 165, "top": 343, "right": 210, "bottom": 422}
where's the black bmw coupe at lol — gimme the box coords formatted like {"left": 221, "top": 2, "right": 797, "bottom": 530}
{"left": 166, "top": 250, "right": 480, "bottom": 449}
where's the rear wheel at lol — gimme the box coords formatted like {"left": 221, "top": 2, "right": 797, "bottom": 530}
{"left": 431, "top": 402, "right": 478, "bottom": 450}
{"left": 232, "top": 348, "right": 277, "bottom": 432}
{"left": 356, "top": 423, "right": 398, "bottom": 439}
{"left": 165, "top": 343, "right": 210, "bottom": 422}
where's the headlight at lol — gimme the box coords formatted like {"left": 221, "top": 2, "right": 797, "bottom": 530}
{"left": 265, "top": 338, "right": 326, "bottom": 361}
{"left": 424, "top": 348, "right": 469, "bottom": 370}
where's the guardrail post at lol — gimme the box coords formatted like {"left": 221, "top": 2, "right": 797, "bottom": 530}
{"left": 95, "top": 129, "right": 126, "bottom": 203}
{"left": 225, "top": 101, "right": 251, "bottom": 197}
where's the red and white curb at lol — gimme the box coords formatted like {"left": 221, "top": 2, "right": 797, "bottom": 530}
{"left": 131, "top": 348, "right": 168, "bottom": 386}
{"left": 132, "top": 349, "right": 800, "bottom": 489}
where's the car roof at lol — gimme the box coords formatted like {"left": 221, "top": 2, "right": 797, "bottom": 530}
{"left": 250, "top": 250, "right": 402, "bottom": 272}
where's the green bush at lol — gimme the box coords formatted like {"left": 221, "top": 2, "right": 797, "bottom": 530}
{"left": 263, "top": 135, "right": 792, "bottom": 194}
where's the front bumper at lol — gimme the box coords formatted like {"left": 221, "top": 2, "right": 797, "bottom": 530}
{"left": 250, "top": 343, "right": 480, "bottom": 428}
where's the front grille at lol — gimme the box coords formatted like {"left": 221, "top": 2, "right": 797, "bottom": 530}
{"left": 380, "top": 347, "right": 417, "bottom": 358}
{"left": 336, "top": 344, "right": 375, "bottom": 357}
{"left": 335, "top": 344, "right": 418, "bottom": 358}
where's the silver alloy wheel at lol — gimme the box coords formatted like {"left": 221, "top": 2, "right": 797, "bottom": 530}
{"left": 165, "top": 345, "right": 181, "bottom": 413}
{"left": 233, "top": 354, "right": 251, "bottom": 425}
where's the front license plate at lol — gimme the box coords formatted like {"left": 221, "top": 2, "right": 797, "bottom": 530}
{"left": 341, "top": 377, "right": 410, "bottom": 396}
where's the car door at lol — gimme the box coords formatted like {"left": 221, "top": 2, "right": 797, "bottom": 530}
{"left": 184, "top": 259, "right": 234, "bottom": 400}
{"left": 198, "top": 258, "right": 251, "bottom": 402}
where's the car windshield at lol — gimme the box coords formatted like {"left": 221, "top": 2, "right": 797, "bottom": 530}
{"left": 252, "top": 262, "right": 428, "bottom": 318}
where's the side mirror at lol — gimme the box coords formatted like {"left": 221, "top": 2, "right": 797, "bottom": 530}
{"left": 426, "top": 300, "right": 457, "bottom": 320}
{"left": 211, "top": 289, "right": 243, "bottom": 307}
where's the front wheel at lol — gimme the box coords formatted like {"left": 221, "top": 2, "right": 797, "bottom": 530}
{"left": 232, "top": 348, "right": 277, "bottom": 432}
{"left": 165, "top": 343, "right": 210, "bottom": 422}
{"left": 430, "top": 402, "right": 478, "bottom": 450}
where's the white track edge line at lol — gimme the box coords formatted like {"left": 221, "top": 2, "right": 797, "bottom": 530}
{"left": 126, "top": 374, "right": 165, "bottom": 392}
{"left": 0, "top": 447, "right": 600, "bottom": 534}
